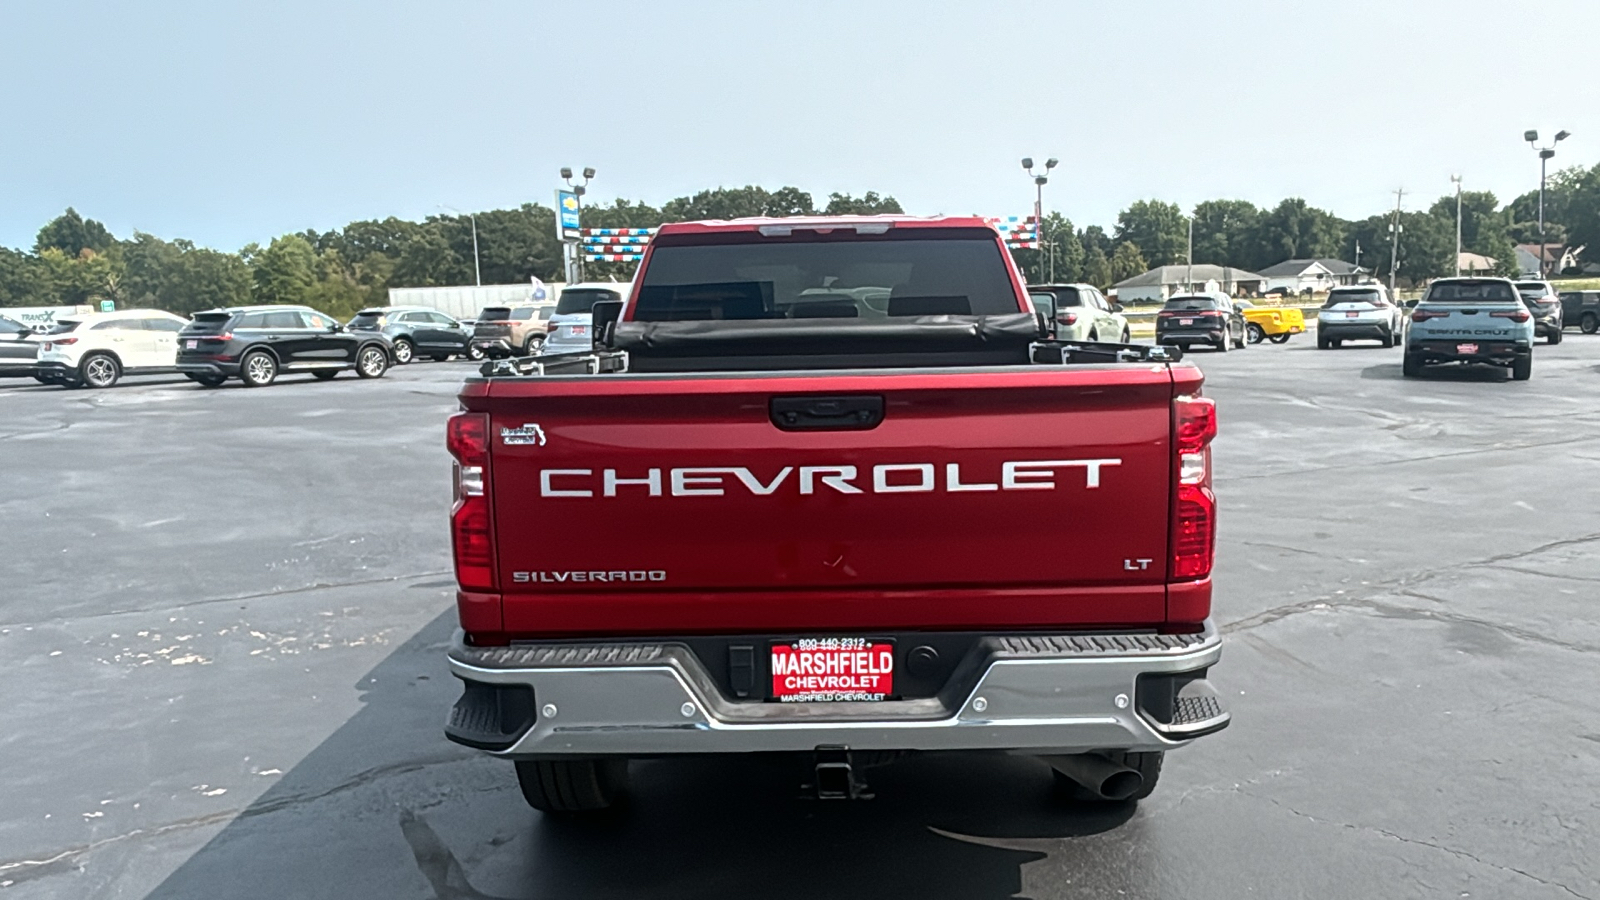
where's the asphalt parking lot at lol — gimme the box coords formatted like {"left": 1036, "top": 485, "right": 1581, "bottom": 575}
{"left": 3, "top": 341, "right": 1599, "bottom": 900}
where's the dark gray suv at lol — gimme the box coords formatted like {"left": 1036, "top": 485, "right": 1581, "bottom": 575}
{"left": 347, "top": 306, "right": 472, "bottom": 364}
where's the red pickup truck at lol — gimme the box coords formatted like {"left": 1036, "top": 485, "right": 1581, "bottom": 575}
{"left": 443, "top": 216, "right": 1228, "bottom": 813}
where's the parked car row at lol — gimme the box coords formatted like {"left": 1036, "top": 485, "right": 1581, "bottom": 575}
{"left": 1, "top": 286, "right": 642, "bottom": 390}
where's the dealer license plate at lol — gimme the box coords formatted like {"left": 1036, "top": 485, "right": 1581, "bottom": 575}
{"left": 770, "top": 639, "right": 893, "bottom": 702}
{"left": 567, "top": 325, "right": 587, "bottom": 336}
{"left": 1179, "top": 318, "right": 1194, "bottom": 325}
{"left": 185, "top": 340, "right": 197, "bottom": 349}
{"left": 1345, "top": 311, "right": 1360, "bottom": 318}
{"left": 1457, "top": 343, "right": 1479, "bottom": 354}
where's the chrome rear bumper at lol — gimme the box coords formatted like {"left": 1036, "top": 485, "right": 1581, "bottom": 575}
{"left": 445, "top": 624, "right": 1228, "bottom": 757}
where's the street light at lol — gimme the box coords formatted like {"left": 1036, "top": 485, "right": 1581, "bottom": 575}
{"left": 562, "top": 166, "right": 596, "bottom": 283}
{"left": 1525, "top": 129, "right": 1571, "bottom": 277}
{"left": 439, "top": 204, "right": 481, "bottom": 286}
{"left": 1450, "top": 175, "right": 1463, "bottom": 276}
{"left": 1021, "top": 157, "right": 1058, "bottom": 281}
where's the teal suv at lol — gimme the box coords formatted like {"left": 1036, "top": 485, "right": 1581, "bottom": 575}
{"left": 1403, "top": 278, "right": 1535, "bottom": 381}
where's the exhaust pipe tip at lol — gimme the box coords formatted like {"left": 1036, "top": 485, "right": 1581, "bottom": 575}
{"left": 1095, "top": 769, "right": 1143, "bottom": 802}
{"left": 1044, "top": 753, "right": 1144, "bottom": 802}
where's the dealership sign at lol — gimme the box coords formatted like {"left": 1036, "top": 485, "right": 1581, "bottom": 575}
{"left": 3, "top": 306, "right": 89, "bottom": 332}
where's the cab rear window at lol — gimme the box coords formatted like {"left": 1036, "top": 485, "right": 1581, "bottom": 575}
{"left": 1162, "top": 298, "right": 1221, "bottom": 311}
{"left": 1427, "top": 282, "right": 1517, "bottom": 303}
{"left": 1325, "top": 290, "right": 1381, "bottom": 307}
{"left": 556, "top": 289, "right": 620, "bottom": 316}
{"left": 632, "top": 232, "right": 1019, "bottom": 322}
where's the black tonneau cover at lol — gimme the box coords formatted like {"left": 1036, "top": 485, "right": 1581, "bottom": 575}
{"left": 610, "top": 313, "right": 1041, "bottom": 371}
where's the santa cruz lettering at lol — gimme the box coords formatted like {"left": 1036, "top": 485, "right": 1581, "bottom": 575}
{"left": 536, "top": 460, "right": 1121, "bottom": 498}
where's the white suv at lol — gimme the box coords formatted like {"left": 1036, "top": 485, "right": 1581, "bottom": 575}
{"left": 1316, "top": 284, "right": 1405, "bottom": 349}
{"left": 36, "top": 310, "right": 190, "bottom": 388}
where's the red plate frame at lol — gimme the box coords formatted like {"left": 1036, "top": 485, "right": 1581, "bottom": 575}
{"left": 770, "top": 639, "right": 894, "bottom": 702}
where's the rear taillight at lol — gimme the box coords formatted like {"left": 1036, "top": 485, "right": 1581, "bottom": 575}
{"left": 48, "top": 337, "right": 78, "bottom": 347}
{"left": 447, "top": 413, "right": 495, "bottom": 591}
{"left": 547, "top": 321, "right": 560, "bottom": 332}
{"left": 1172, "top": 396, "right": 1217, "bottom": 581}
{"left": 1056, "top": 312, "right": 1078, "bottom": 326}
{"left": 1411, "top": 309, "right": 1449, "bottom": 322}
{"left": 1491, "top": 310, "right": 1530, "bottom": 322}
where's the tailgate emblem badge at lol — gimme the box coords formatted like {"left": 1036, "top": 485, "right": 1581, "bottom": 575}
{"left": 501, "top": 423, "right": 547, "bottom": 446}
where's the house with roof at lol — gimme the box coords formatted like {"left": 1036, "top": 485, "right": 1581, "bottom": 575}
{"left": 1256, "top": 259, "right": 1369, "bottom": 294}
{"left": 1514, "top": 244, "right": 1580, "bottom": 278}
{"left": 1457, "top": 252, "right": 1499, "bottom": 275}
{"left": 1111, "top": 265, "right": 1268, "bottom": 303}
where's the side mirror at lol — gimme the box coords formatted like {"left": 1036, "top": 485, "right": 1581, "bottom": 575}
{"left": 1111, "top": 303, "right": 1124, "bottom": 313}
{"left": 327, "top": 322, "right": 342, "bottom": 333}
{"left": 590, "top": 299, "right": 624, "bottom": 349}
{"left": 1403, "top": 299, "right": 1419, "bottom": 309}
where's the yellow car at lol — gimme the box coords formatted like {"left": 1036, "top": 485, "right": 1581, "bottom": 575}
{"left": 1236, "top": 300, "right": 1306, "bottom": 344}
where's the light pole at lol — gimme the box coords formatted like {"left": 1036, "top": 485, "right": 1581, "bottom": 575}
{"left": 440, "top": 205, "right": 481, "bottom": 286}
{"left": 1450, "top": 175, "right": 1463, "bottom": 276}
{"left": 561, "top": 166, "right": 596, "bottom": 283}
{"left": 1021, "top": 157, "right": 1057, "bottom": 282}
{"left": 1524, "top": 130, "right": 1570, "bottom": 277}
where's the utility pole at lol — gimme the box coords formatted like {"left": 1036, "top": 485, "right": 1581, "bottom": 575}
{"left": 1388, "top": 188, "right": 1405, "bottom": 294}
{"left": 1354, "top": 239, "right": 1361, "bottom": 271}
{"left": 1186, "top": 214, "right": 1194, "bottom": 293}
{"left": 1451, "top": 175, "right": 1463, "bottom": 276}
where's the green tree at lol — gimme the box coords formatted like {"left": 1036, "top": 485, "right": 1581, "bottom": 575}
{"left": 823, "top": 192, "right": 904, "bottom": 215}
{"left": 1561, "top": 163, "right": 1600, "bottom": 272}
{"left": 662, "top": 186, "right": 816, "bottom": 221}
{"left": 0, "top": 247, "right": 42, "bottom": 307}
{"left": 1427, "top": 190, "right": 1517, "bottom": 271}
{"left": 391, "top": 227, "right": 463, "bottom": 288}
{"left": 1110, "top": 241, "right": 1148, "bottom": 283}
{"left": 1348, "top": 212, "right": 1454, "bottom": 286}
{"left": 1190, "top": 199, "right": 1260, "bottom": 269}
{"left": 1114, "top": 200, "right": 1186, "bottom": 267}
{"left": 1042, "top": 212, "right": 1083, "bottom": 283}
{"left": 1082, "top": 244, "right": 1112, "bottom": 288}
{"left": 1079, "top": 225, "right": 1110, "bottom": 259}
{"left": 35, "top": 208, "right": 116, "bottom": 258}
{"left": 1247, "top": 198, "right": 1342, "bottom": 270}
{"left": 251, "top": 234, "right": 317, "bottom": 305}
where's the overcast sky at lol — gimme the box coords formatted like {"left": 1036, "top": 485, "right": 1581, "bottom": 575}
{"left": 4, "top": 0, "right": 1597, "bottom": 252}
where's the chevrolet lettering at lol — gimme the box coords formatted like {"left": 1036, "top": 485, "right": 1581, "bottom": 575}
{"left": 444, "top": 214, "right": 1228, "bottom": 815}
{"left": 535, "top": 460, "right": 1122, "bottom": 498}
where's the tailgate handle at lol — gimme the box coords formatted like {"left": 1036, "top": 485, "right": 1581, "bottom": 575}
{"left": 770, "top": 395, "right": 884, "bottom": 431}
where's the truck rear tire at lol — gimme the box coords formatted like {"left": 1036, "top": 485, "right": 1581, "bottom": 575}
{"left": 1052, "top": 750, "right": 1164, "bottom": 803}
{"left": 1512, "top": 355, "right": 1533, "bottom": 381}
{"left": 1402, "top": 352, "right": 1423, "bottom": 378}
{"left": 515, "top": 759, "right": 627, "bottom": 813}
{"left": 1548, "top": 328, "right": 1563, "bottom": 345}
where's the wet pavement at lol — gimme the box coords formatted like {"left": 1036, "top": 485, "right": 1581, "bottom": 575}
{"left": 1, "top": 341, "right": 1597, "bottom": 899}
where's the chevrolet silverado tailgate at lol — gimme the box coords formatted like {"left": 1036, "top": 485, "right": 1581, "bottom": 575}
{"left": 474, "top": 365, "right": 1190, "bottom": 635}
